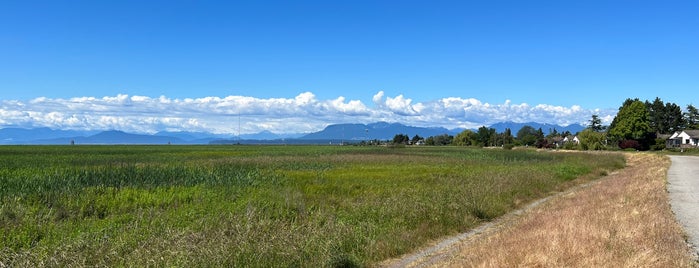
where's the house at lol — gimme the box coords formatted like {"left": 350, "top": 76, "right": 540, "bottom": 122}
{"left": 562, "top": 135, "right": 580, "bottom": 144}
{"left": 551, "top": 136, "right": 564, "bottom": 147}
{"left": 666, "top": 130, "right": 699, "bottom": 148}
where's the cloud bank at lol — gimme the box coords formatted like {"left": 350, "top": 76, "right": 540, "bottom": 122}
{"left": 0, "top": 92, "right": 615, "bottom": 134}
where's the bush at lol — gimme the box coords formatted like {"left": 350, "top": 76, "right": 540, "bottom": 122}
{"left": 651, "top": 138, "right": 666, "bottom": 151}
{"left": 535, "top": 139, "right": 555, "bottom": 149}
{"left": 590, "top": 142, "right": 605, "bottom": 151}
{"left": 503, "top": 144, "right": 515, "bottom": 150}
{"left": 562, "top": 142, "right": 578, "bottom": 150}
{"left": 618, "top": 139, "right": 641, "bottom": 150}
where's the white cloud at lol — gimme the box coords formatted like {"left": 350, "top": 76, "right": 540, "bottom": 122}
{"left": 0, "top": 91, "right": 616, "bottom": 134}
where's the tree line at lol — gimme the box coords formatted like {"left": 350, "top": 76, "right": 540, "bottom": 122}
{"left": 390, "top": 97, "right": 698, "bottom": 151}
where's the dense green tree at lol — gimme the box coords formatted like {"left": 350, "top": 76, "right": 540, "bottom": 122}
{"left": 411, "top": 134, "right": 423, "bottom": 144}
{"left": 647, "top": 97, "right": 666, "bottom": 133}
{"left": 516, "top": 125, "right": 538, "bottom": 146}
{"left": 685, "top": 104, "right": 699, "bottom": 129}
{"left": 578, "top": 128, "right": 606, "bottom": 150}
{"left": 392, "top": 134, "right": 410, "bottom": 145}
{"left": 476, "top": 126, "right": 496, "bottom": 147}
{"left": 453, "top": 130, "right": 477, "bottom": 146}
{"left": 646, "top": 97, "right": 684, "bottom": 133}
{"left": 501, "top": 128, "right": 514, "bottom": 145}
{"left": 546, "top": 128, "right": 559, "bottom": 138}
{"left": 608, "top": 99, "right": 652, "bottom": 149}
{"left": 588, "top": 114, "right": 605, "bottom": 132}
{"left": 432, "top": 134, "right": 453, "bottom": 146}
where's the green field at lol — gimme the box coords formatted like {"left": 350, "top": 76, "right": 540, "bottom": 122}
{"left": 0, "top": 145, "right": 625, "bottom": 267}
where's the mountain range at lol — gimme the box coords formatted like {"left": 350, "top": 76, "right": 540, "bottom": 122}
{"left": 0, "top": 122, "right": 586, "bottom": 145}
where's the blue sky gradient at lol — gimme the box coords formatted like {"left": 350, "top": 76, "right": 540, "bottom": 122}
{"left": 1, "top": 1, "right": 697, "bottom": 133}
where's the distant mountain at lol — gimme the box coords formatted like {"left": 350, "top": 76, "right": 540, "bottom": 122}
{"left": 0, "top": 127, "right": 96, "bottom": 144}
{"left": 84, "top": 130, "right": 185, "bottom": 144}
{"left": 300, "top": 122, "right": 459, "bottom": 140}
{"left": 154, "top": 130, "right": 301, "bottom": 141}
{"left": 30, "top": 130, "right": 187, "bottom": 145}
{"left": 489, "top": 122, "right": 586, "bottom": 135}
{"left": 155, "top": 131, "right": 229, "bottom": 141}
{"left": 240, "top": 131, "right": 303, "bottom": 140}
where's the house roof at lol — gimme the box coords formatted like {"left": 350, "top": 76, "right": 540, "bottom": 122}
{"left": 657, "top": 133, "right": 673, "bottom": 139}
{"left": 684, "top": 130, "right": 699, "bottom": 138}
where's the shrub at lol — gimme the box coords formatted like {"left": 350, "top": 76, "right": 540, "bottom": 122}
{"left": 618, "top": 139, "right": 641, "bottom": 150}
{"left": 651, "top": 138, "right": 666, "bottom": 151}
{"left": 562, "top": 142, "right": 578, "bottom": 150}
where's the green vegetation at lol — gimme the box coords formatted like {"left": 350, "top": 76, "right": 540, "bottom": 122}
{"left": 410, "top": 97, "right": 697, "bottom": 151}
{"left": 0, "top": 145, "right": 624, "bottom": 267}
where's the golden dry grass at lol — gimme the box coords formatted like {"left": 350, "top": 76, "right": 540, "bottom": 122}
{"left": 430, "top": 153, "right": 696, "bottom": 267}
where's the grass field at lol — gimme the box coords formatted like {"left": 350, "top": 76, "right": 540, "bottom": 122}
{"left": 439, "top": 153, "right": 695, "bottom": 267}
{"left": 0, "top": 145, "right": 624, "bottom": 267}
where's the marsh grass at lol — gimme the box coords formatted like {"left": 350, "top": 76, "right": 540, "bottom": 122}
{"left": 0, "top": 146, "right": 624, "bottom": 267}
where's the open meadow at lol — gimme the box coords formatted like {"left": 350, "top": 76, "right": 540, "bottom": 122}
{"left": 0, "top": 145, "right": 624, "bottom": 267}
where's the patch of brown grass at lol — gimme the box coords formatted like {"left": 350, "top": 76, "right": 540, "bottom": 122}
{"left": 434, "top": 153, "right": 696, "bottom": 267}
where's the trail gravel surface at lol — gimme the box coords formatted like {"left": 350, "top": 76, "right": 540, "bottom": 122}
{"left": 668, "top": 155, "right": 699, "bottom": 256}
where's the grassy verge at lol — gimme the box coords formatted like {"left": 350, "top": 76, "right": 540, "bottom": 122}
{"left": 0, "top": 146, "right": 624, "bottom": 267}
{"left": 439, "top": 153, "right": 695, "bottom": 267}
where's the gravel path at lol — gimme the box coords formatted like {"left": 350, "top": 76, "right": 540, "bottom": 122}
{"left": 668, "top": 155, "right": 699, "bottom": 256}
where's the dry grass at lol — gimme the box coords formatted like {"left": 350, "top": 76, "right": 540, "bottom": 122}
{"left": 432, "top": 153, "right": 696, "bottom": 267}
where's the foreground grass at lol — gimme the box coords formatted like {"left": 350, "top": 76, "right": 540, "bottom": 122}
{"left": 439, "top": 153, "right": 695, "bottom": 267}
{"left": 0, "top": 146, "right": 624, "bottom": 267}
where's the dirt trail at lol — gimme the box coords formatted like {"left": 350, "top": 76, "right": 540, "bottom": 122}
{"left": 668, "top": 155, "right": 699, "bottom": 256}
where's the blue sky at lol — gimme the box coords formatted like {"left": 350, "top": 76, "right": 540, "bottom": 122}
{"left": 1, "top": 1, "right": 698, "bottom": 134}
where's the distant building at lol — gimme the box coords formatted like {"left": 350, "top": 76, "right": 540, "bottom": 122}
{"left": 666, "top": 130, "right": 699, "bottom": 148}
{"left": 562, "top": 135, "right": 580, "bottom": 144}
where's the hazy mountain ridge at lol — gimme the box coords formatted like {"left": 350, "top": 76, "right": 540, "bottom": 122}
{"left": 0, "top": 122, "right": 586, "bottom": 145}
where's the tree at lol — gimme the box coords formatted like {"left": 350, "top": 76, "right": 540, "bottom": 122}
{"left": 501, "top": 128, "right": 514, "bottom": 145}
{"left": 516, "top": 125, "right": 538, "bottom": 146}
{"left": 608, "top": 99, "right": 652, "bottom": 150}
{"left": 588, "top": 114, "right": 605, "bottom": 132}
{"left": 578, "top": 128, "right": 606, "bottom": 150}
{"left": 426, "top": 134, "right": 453, "bottom": 146}
{"left": 646, "top": 97, "right": 684, "bottom": 133}
{"left": 646, "top": 97, "right": 666, "bottom": 133}
{"left": 665, "top": 102, "right": 685, "bottom": 133}
{"left": 453, "top": 130, "right": 477, "bottom": 146}
{"left": 546, "top": 128, "right": 560, "bottom": 138}
{"left": 685, "top": 104, "right": 699, "bottom": 129}
{"left": 411, "top": 134, "right": 423, "bottom": 144}
{"left": 476, "top": 126, "right": 496, "bottom": 147}
{"left": 392, "top": 134, "right": 410, "bottom": 145}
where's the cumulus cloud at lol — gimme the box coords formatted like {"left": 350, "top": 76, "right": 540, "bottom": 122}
{"left": 0, "top": 91, "right": 615, "bottom": 134}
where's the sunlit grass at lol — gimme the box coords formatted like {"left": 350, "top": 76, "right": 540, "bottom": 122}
{"left": 440, "top": 153, "right": 694, "bottom": 267}
{"left": 0, "top": 145, "right": 624, "bottom": 267}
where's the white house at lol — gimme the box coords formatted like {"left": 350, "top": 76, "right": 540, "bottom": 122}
{"left": 666, "top": 130, "right": 699, "bottom": 148}
{"left": 562, "top": 135, "right": 580, "bottom": 144}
